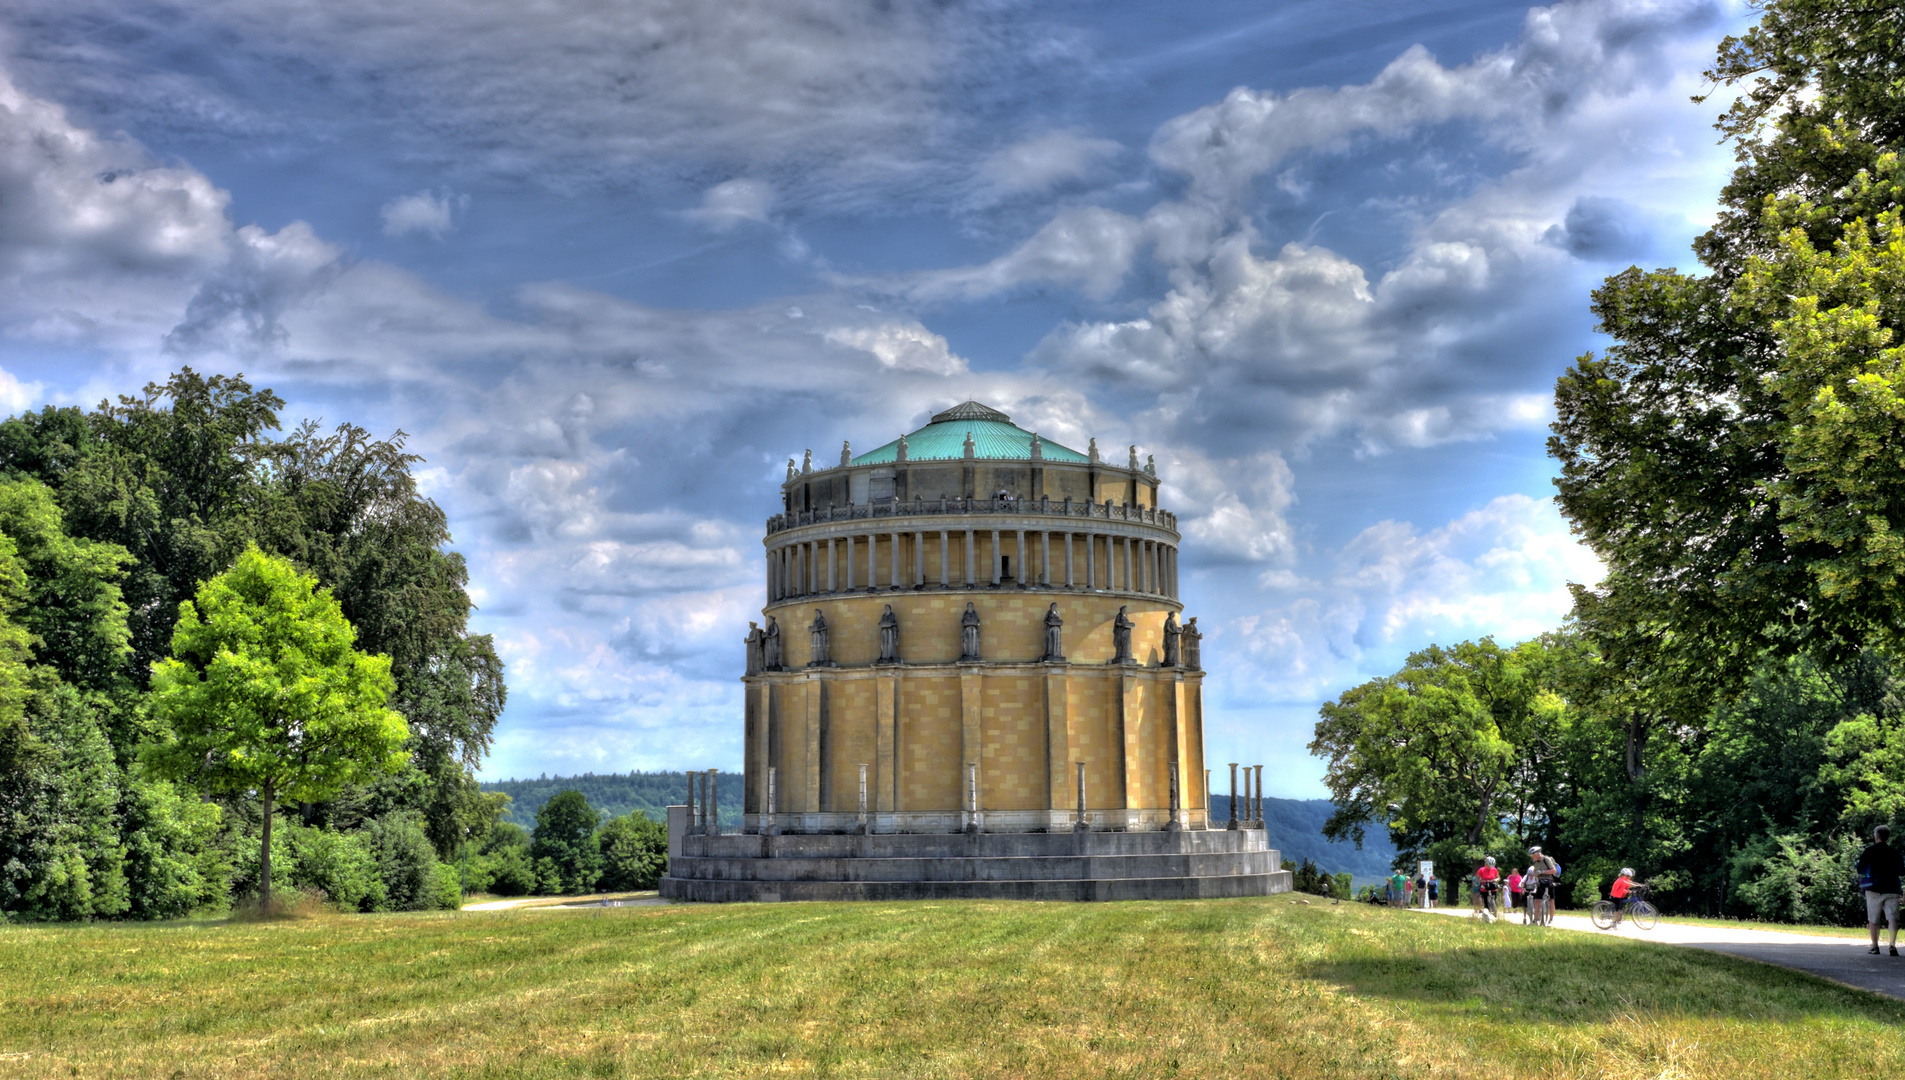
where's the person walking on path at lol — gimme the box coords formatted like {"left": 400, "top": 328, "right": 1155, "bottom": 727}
{"left": 1389, "top": 869, "right": 1407, "bottom": 908}
{"left": 1507, "top": 867, "right": 1524, "bottom": 920}
{"left": 1858, "top": 825, "right": 1905, "bottom": 956}
{"left": 1527, "top": 846, "right": 1560, "bottom": 926}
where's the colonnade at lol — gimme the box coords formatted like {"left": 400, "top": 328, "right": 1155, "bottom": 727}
{"left": 765, "top": 528, "right": 1179, "bottom": 602}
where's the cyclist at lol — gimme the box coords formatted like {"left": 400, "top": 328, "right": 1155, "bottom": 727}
{"left": 1475, "top": 857, "right": 1502, "bottom": 918}
{"left": 1608, "top": 867, "right": 1639, "bottom": 928}
{"left": 1527, "top": 845, "right": 1560, "bottom": 925}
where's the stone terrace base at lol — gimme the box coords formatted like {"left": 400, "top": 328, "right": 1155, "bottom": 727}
{"left": 659, "top": 828, "right": 1293, "bottom": 903}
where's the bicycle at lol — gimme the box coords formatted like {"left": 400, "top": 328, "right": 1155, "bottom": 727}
{"left": 1590, "top": 884, "right": 1657, "bottom": 930}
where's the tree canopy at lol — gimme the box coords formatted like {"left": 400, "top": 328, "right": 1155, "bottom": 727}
{"left": 145, "top": 547, "right": 410, "bottom": 909}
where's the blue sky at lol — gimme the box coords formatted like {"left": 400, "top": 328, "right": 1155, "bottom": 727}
{"left": 0, "top": 0, "right": 1741, "bottom": 794}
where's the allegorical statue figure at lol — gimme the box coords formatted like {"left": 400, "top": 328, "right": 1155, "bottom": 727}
{"left": 808, "top": 609, "right": 830, "bottom": 666}
{"left": 1113, "top": 605, "right": 1134, "bottom": 664}
{"left": 745, "top": 621, "right": 765, "bottom": 675}
{"left": 878, "top": 604, "right": 901, "bottom": 664}
{"left": 1162, "top": 611, "right": 1180, "bottom": 667}
{"left": 960, "top": 602, "right": 982, "bottom": 661}
{"left": 762, "top": 616, "right": 782, "bottom": 671}
{"left": 1043, "top": 603, "right": 1065, "bottom": 662}
{"left": 1183, "top": 616, "right": 1201, "bottom": 670}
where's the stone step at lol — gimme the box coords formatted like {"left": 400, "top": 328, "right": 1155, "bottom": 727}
{"left": 667, "top": 850, "right": 1281, "bottom": 883}
{"left": 659, "top": 871, "right": 1292, "bottom": 903}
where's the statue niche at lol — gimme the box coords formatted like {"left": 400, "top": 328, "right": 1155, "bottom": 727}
{"left": 1112, "top": 606, "right": 1134, "bottom": 665}
{"left": 878, "top": 604, "right": 901, "bottom": 664}
{"left": 1043, "top": 603, "right": 1065, "bottom": 662}
{"left": 960, "top": 602, "right": 982, "bottom": 661}
{"left": 808, "top": 610, "right": 831, "bottom": 667}
{"left": 1162, "top": 612, "right": 1180, "bottom": 668}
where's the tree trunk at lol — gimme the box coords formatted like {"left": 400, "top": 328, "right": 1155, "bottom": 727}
{"left": 1625, "top": 713, "right": 1647, "bottom": 782}
{"left": 1468, "top": 787, "right": 1494, "bottom": 845}
{"left": 260, "top": 779, "right": 275, "bottom": 912}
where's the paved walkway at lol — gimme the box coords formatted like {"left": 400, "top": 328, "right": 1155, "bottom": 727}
{"left": 461, "top": 894, "right": 668, "bottom": 911}
{"left": 1419, "top": 904, "right": 1905, "bottom": 1001}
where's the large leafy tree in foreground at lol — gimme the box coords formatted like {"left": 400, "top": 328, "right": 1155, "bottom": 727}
{"left": 1550, "top": 0, "right": 1905, "bottom": 735}
{"left": 143, "top": 547, "right": 410, "bottom": 910}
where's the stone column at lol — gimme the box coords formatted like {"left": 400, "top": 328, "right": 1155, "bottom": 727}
{"left": 866, "top": 533, "right": 877, "bottom": 592}
{"left": 1040, "top": 531, "right": 1051, "bottom": 586}
{"left": 1086, "top": 532, "right": 1097, "bottom": 589}
{"left": 1227, "top": 763, "right": 1238, "bottom": 830}
{"left": 1074, "top": 760, "right": 1088, "bottom": 832}
{"left": 1064, "top": 532, "right": 1074, "bottom": 588}
{"left": 845, "top": 535, "right": 855, "bottom": 590}
{"left": 1254, "top": 765, "right": 1264, "bottom": 828}
{"left": 965, "top": 527, "right": 976, "bottom": 585}
{"left": 1168, "top": 760, "right": 1181, "bottom": 831}
{"left": 991, "top": 529, "right": 1002, "bottom": 585}
{"left": 826, "top": 538, "right": 836, "bottom": 593}
{"left": 876, "top": 674, "right": 898, "bottom": 813}
{"left": 707, "top": 768, "right": 720, "bottom": 837}
{"left": 940, "top": 529, "right": 950, "bottom": 586}
{"left": 766, "top": 766, "right": 777, "bottom": 835}
{"left": 1016, "top": 530, "right": 1027, "bottom": 588}
{"left": 1124, "top": 536, "right": 1134, "bottom": 593}
{"left": 914, "top": 530, "right": 924, "bottom": 586}
{"left": 857, "top": 763, "right": 869, "bottom": 834}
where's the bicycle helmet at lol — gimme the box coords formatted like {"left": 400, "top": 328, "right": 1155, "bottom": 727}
{"left": 1620, "top": 867, "right": 1634, "bottom": 877}
{"left": 1527, "top": 845, "right": 1542, "bottom": 855}
{"left": 1484, "top": 856, "right": 1496, "bottom": 866}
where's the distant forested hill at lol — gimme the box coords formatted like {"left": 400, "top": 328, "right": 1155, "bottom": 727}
{"left": 1212, "top": 795, "right": 1397, "bottom": 883}
{"left": 484, "top": 775, "right": 1395, "bottom": 879}
{"left": 483, "top": 772, "right": 744, "bottom": 830}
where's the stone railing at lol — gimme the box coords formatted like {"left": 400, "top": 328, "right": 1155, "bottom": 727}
{"left": 768, "top": 496, "right": 1177, "bottom": 536}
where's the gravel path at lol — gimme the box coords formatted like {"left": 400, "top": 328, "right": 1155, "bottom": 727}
{"left": 1419, "top": 904, "right": 1905, "bottom": 1001}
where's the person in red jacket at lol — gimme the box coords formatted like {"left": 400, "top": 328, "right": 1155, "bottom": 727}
{"left": 1609, "top": 867, "right": 1639, "bottom": 928}
{"left": 1507, "top": 868, "right": 1525, "bottom": 921}
{"left": 1475, "top": 856, "right": 1502, "bottom": 917}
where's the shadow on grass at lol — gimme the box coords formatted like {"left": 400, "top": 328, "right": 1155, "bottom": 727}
{"left": 1302, "top": 930, "right": 1905, "bottom": 1026}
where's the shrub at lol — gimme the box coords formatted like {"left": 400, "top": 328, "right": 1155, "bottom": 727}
{"left": 287, "top": 825, "right": 386, "bottom": 912}
{"left": 365, "top": 814, "right": 441, "bottom": 911}
{"left": 431, "top": 862, "right": 463, "bottom": 910}
{"left": 598, "top": 811, "right": 668, "bottom": 891}
{"left": 1732, "top": 833, "right": 1864, "bottom": 925}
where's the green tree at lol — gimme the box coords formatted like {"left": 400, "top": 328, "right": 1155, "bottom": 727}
{"left": 142, "top": 547, "right": 409, "bottom": 910}
{"left": 1312, "top": 638, "right": 1562, "bottom": 871}
{"left": 1551, "top": 1, "right": 1905, "bottom": 696}
{"left": 598, "top": 811, "right": 669, "bottom": 891}
{"left": 531, "top": 790, "right": 603, "bottom": 895}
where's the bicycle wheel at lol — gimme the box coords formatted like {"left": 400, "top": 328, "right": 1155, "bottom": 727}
{"left": 1632, "top": 901, "right": 1657, "bottom": 931}
{"left": 1590, "top": 900, "right": 1615, "bottom": 930}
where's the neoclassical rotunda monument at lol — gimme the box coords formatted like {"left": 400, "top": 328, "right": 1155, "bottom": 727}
{"left": 660, "top": 402, "right": 1290, "bottom": 901}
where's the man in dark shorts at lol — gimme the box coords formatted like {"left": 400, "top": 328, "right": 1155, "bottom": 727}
{"left": 1858, "top": 825, "right": 1904, "bottom": 956}
{"left": 1526, "top": 845, "right": 1559, "bottom": 925}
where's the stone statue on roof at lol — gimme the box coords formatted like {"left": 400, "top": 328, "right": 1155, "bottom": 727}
{"left": 897, "top": 433, "right": 908, "bottom": 462}
{"left": 1128, "top": 445, "right": 1140, "bottom": 470}
{"left": 802, "top": 449, "right": 813, "bottom": 474}
{"left": 840, "top": 441, "right": 851, "bottom": 467}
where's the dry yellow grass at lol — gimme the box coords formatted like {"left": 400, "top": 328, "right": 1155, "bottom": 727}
{"left": 2, "top": 895, "right": 1901, "bottom": 1078}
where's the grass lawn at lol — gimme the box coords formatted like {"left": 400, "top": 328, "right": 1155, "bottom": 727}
{"left": 4, "top": 896, "right": 1904, "bottom": 1079}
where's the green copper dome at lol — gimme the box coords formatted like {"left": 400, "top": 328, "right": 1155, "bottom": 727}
{"left": 850, "top": 401, "right": 1089, "bottom": 465}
